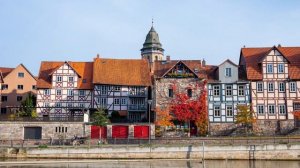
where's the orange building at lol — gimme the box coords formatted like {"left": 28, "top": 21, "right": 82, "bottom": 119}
{"left": 0, "top": 64, "right": 37, "bottom": 115}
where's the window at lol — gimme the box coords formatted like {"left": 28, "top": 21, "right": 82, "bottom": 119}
{"left": 17, "top": 85, "right": 23, "bottom": 90}
{"left": 257, "top": 105, "right": 264, "bottom": 115}
{"left": 17, "top": 96, "right": 22, "bottom": 101}
{"left": 278, "top": 64, "right": 284, "bottom": 73}
{"left": 290, "top": 82, "right": 296, "bottom": 92}
{"left": 79, "top": 90, "right": 85, "bottom": 96}
{"left": 79, "top": 103, "right": 85, "bottom": 108}
{"left": 68, "top": 77, "right": 74, "bottom": 82}
{"left": 56, "top": 90, "right": 62, "bottom": 95}
{"left": 121, "top": 98, "right": 127, "bottom": 105}
{"left": 214, "top": 106, "right": 221, "bottom": 117}
{"left": 44, "top": 89, "right": 50, "bottom": 95}
{"left": 225, "top": 68, "right": 231, "bottom": 77}
{"left": 97, "top": 97, "right": 107, "bottom": 106}
{"left": 32, "top": 85, "right": 36, "bottom": 90}
{"left": 257, "top": 82, "right": 263, "bottom": 92}
{"left": 279, "top": 82, "right": 285, "bottom": 92}
{"left": 226, "top": 85, "right": 232, "bottom": 96}
{"left": 226, "top": 106, "right": 233, "bottom": 117}
{"left": 82, "top": 79, "right": 87, "bottom": 83}
{"left": 67, "top": 90, "right": 73, "bottom": 96}
{"left": 1, "top": 84, "right": 8, "bottom": 90}
{"left": 168, "top": 89, "right": 173, "bottom": 97}
{"left": 213, "top": 85, "right": 220, "bottom": 96}
{"left": 100, "top": 85, "right": 109, "bottom": 95}
{"left": 268, "top": 105, "right": 275, "bottom": 114}
{"left": 238, "top": 85, "right": 245, "bottom": 96}
{"left": 18, "top": 72, "right": 24, "bottom": 78}
{"left": 45, "top": 103, "right": 50, "bottom": 107}
{"left": 55, "top": 102, "right": 62, "bottom": 107}
{"left": 294, "top": 102, "right": 300, "bottom": 111}
{"left": 114, "top": 98, "right": 120, "bottom": 105}
{"left": 187, "top": 89, "right": 192, "bottom": 98}
{"left": 114, "top": 86, "right": 121, "bottom": 91}
{"left": 1, "top": 96, "right": 7, "bottom": 102}
{"left": 67, "top": 103, "right": 73, "bottom": 107}
{"left": 267, "top": 64, "right": 273, "bottom": 73}
{"left": 57, "top": 76, "right": 62, "bottom": 82}
{"left": 279, "top": 105, "right": 286, "bottom": 115}
{"left": 268, "top": 82, "right": 274, "bottom": 92}
{"left": 55, "top": 127, "right": 68, "bottom": 133}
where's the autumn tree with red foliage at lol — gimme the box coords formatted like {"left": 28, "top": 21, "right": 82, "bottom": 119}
{"left": 155, "top": 106, "right": 174, "bottom": 127}
{"left": 170, "top": 80, "right": 208, "bottom": 135}
{"left": 292, "top": 111, "right": 300, "bottom": 120}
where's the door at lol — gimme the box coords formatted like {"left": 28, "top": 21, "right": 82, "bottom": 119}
{"left": 24, "top": 127, "right": 42, "bottom": 139}
{"left": 112, "top": 125, "right": 128, "bottom": 138}
{"left": 91, "top": 126, "right": 107, "bottom": 139}
{"left": 134, "top": 125, "right": 149, "bottom": 139}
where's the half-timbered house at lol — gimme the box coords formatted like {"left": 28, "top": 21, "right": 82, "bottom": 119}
{"left": 207, "top": 59, "right": 250, "bottom": 135}
{"left": 36, "top": 61, "right": 93, "bottom": 118}
{"left": 240, "top": 46, "right": 300, "bottom": 134}
{"left": 93, "top": 57, "right": 151, "bottom": 122}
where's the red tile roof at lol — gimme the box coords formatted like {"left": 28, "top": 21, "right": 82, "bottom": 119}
{"left": 37, "top": 61, "right": 93, "bottom": 89}
{"left": 240, "top": 46, "right": 300, "bottom": 80}
{"left": 0, "top": 67, "right": 14, "bottom": 78}
{"left": 93, "top": 58, "right": 151, "bottom": 86}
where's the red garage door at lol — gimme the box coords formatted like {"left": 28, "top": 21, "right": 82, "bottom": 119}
{"left": 91, "top": 126, "right": 107, "bottom": 139}
{"left": 134, "top": 126, "right": 149, "bottom": 139}
{"left": 112, "top": 125, "right": 128, "bottom": 138}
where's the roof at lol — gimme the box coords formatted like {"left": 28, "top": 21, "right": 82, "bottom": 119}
{"left": 240, "top": 46, "right": 300, "bottom": 80}
{"left": 153, "top": 60, "right": 207, "bottom": 79}
{"left": 37, "top": 61, "right": 93, "bottom": 89}
{"left": 93, "top": 58, "right": 151, "bottom": 86}
{"left": 0, "top": 67, "right": 14, "bottom": 78}
{"left": 141, "top": 26, "right": 164, "bottom": 51}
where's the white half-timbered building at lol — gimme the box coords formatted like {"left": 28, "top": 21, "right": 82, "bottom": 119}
{"left": 93, "top": 57, "right": 151, "bottom": 122}
{"left": 36, "top": 61, "right": 93, "bottom": 118}
{"left": 207, "top": 59, "right": 250, "bottom": 135}
{"left": 240, "top": 46, "right": 300, "bottom": 134}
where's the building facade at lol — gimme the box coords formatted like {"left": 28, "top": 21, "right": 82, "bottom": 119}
{"left": 240, "top": 46, "right": 300, "bottom": 134}
{"left": 36, "top": 61, "right": 93, "bottom": 118}
{"left": 207, "top": 60, "right": 250, "bottom": 135}
{"left": 93, "top": 57, "right": 151, "bottom": 122}
{"left": 0, "top": 64, "right": 36, "bottom": 115}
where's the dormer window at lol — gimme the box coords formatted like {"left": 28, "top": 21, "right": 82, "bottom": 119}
{"left": 267, "top": 64, "right": 273, "bottom": 73}
{"left": 225, "top": 68, "right": 231, "bottom": 77}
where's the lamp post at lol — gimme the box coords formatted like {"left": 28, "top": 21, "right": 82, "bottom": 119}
{"left": 147, "top": 100, "right": 152, "bottom": 144}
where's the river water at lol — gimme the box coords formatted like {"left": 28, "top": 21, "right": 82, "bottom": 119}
{"left": 0, "top": 160, "right": 300, "bottom": 168}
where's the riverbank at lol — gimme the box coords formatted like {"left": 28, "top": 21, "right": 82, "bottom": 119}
{"left": 1, "top": 144, "right": 300, "bottom": 160}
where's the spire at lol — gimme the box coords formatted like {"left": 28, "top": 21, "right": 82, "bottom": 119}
{"left": 152, "top": 18, "right": 154, "bottom": 27}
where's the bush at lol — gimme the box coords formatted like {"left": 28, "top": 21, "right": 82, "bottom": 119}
{"left": 38, "top": 144, "right": 48, "bottom": 148}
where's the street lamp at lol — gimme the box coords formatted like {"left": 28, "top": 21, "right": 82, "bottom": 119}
{"left": 147, "top": 99, "right": 152, "bottom": 144}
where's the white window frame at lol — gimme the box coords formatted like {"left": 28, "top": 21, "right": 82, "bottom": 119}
{"left": 18, "top": 72, "right": 24, "bottom": 78}
{"left": 290, "top": 82, "right": 296, "bottom": 92}
{"left": 57, "top": 76, "right": 62, "bottom": 82}
{"left": 225, "top": 68, "right": 232, "bottom": 77}
{"left": 213, "top": 85, "right": 220, "bottom": 96}
{"left": 257, "top": 105, "right": 264, "bottom": 115}
{"left": 238, "top": 85, "right": 245, "bottom": 96}
{"left": 67, "top": 89, "right": 74, "bottom": 96}
{"left": 268, "top": 82, "right": 274, "bottom": 92}
{"left": 114, "top": 98, "right": 120, "bottom": 105}
{"left": 45, "top": 102, "right": 50, "bottom": 107}
{"left": 279, "top": 105, "right": 286, "bottom": 115}
{"left": 214, "top": 106, "right": 221, "bottom": 117}
{"left": 68, "top": 76, "right": 74, "bottom": 82}
{"left": 44, "top": 89, "right": 51, "bottom": 95}
{"left": 226, "top": 85, "right": 232, "bottom": 96}
{"left": 268, "top": 105, "right": 275, "bottom": 115}
{"left": 257, "top": 82, "right": 263, "bottom": 92}
{"left": 67, "top": 103, "right": 73, "bottom": 107}
{"left": 279, "top": 82, "right": 285, "bottom": 92}
{"left": 226, "top": 106, "right": 233, "bottom": 117}
{"left": 79, "top": 103, "right": 85, "bottom": 108}
{"left": 55, "top": 102, "right": 62, "bottom": 107}
{"left": 267, "top": 64, "right": 273, "bottom": 73}
{"left": 121, "top": 98, "right": 127, "bottom": 105}
{"left": 56, "top": 89, "right": 62, "bottom": 95}
{"left": 278, "top": 64, "right": 284, "bottom": 73}
{"left": 114, "top": 86, "right": 121, "bottom": 91}
{"left": 79, "top": 90, "right": 85, "bottom": 96}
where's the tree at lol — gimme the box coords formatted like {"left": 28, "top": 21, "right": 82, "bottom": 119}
{"left": 91, "top": 109, "right": 110, "bottom": 142}
{"left": 155, "top": 106, "right": 174, "bottom": 127}
{"left": 292, "top": 111, "right": 300, "bottom": 120}
{"left": 19, "top": 92, "right": 36, "bottom": 117}
{"left": 235, "top": 105, "right": 256, "bottom": 135}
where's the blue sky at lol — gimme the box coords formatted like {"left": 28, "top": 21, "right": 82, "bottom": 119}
{"left": 1, "top": 0, "right": 300, "bottom": 75}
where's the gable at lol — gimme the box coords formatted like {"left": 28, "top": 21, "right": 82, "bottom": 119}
{"left": 261, "top": 48, "right": 289, "bottom": 63}
{"left": 162, "top": 61, "right": 198, "bottom": 78}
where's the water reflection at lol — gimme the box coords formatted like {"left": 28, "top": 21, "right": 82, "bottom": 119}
{"left": 0, "top": 160, "right": 300, "bottom": 168}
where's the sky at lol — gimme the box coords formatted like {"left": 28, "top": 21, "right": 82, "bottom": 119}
{"left": 1, "top": 0, "right": 300, "bottom": 75}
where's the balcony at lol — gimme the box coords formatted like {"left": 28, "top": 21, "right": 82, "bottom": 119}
{"left": 128, "top": 105, "right": 147, "bottom": 111}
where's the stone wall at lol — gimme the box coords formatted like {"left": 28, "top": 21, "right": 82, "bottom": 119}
{"left": 209, "top": 123, "right": 237, "bottom": 136}
{"left": 254, "top": 120, "right": 295, "bottom": 135}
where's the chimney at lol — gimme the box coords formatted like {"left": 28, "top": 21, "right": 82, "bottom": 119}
{"left": 94, "top": 53, "right": 100, "bottom": 61}
{"left": 166, "top": 55, "right": 171, "bottom": 62}
{"left": 202, "top": 59, "right": 206, "bottom": 67}
{"left": 278, "top": 44, "right": 282, "bottom": 48}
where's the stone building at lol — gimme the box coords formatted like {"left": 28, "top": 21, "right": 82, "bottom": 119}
{"left": 0, "top": 64, "right": 37, "bottom": 115}
{"left": 239, "top": 46, "right": 300, "bottom": 135}
{"left": 207, "top": 59, "right": 250, "bottom": 135}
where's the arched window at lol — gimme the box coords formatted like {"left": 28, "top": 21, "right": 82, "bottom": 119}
{"left": 155, "top": 56, "right": 158, "bottom": 61}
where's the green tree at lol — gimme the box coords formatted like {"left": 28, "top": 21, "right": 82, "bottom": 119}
{"left": 235, "top": 105, "right": 256, "bottom": 135}
{"left": 91, "top": 109, "right": 110, "bottom": 141}
{"left": 19, "top": 93, "right": 36, "bottom": 117}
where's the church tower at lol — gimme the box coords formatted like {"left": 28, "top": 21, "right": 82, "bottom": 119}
{"left": 141, "top": 25, "right": 164, "bottom": 64}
